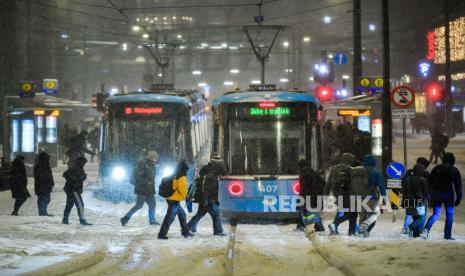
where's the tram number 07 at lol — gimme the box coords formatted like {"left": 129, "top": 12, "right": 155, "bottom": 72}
{"left": 258, "top": 184, "right": 278, "bottom": 193}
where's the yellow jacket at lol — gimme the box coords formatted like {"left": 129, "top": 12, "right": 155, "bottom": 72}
{"left": 167, "top": 176, "right": 187, "bottom": 201}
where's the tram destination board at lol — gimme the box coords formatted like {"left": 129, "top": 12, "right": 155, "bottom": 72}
{"left": 226, "top": 102, "right": 316, "bottom": 120}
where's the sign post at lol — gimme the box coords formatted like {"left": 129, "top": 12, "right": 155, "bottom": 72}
{"left": 391, "top": 85, "right": 416, "bottom": 168}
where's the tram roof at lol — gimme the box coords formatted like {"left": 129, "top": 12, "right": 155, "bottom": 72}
{"left": 213, "top": 91, "right": 320, "bottom": 106}
{"left": 106, "top": 92, "right": 197, "bottom": 106}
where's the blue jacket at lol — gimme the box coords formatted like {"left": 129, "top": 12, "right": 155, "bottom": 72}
{"left": 363, "top": 155, "right": 386, "bottom": 200}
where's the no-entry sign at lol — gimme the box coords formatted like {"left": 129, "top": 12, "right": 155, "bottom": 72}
{"left": 391, "top": 85, "right": 415, "bottom": 108}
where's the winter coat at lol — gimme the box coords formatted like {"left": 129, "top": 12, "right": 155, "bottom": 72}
{"left": 402, "top": 164, "right": 430, "bottom": 210}
{"left": 167, "top": 176, "right": 188, "bottom": 202}
{"left": 131, "top": 159, "right": 156, "bottom": 196}
{"left": 429, "top": 153, "right": 462, "bottom": 204}
{"left": 10, "top": 156, "right": 30, "bottom": 199}
{"left": 324, "top": 153, "right": 355, "bottom": 197}
{"left": 363, "top": 154, "right": 386, "bottom": 201}
{"left": 200, "top": 161, "right": 226, "bottom": 203}
{"left": 299, "top": 166, "right": 325, "bottom": 209}
{"left": 63, "top": 156, "right": 87, "bottom": 194}
{"left": 34, "top": 152, "right": 55, "bottom": 195}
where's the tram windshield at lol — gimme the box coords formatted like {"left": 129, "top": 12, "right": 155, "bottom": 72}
{"left": 229, "top": 120, "right": 306, "bottom": 175}
{"left": 222, "top": 102, "right": 315, "bottom": 175}
{"left": 105, "top": 104, "right": 189, "bottom": 162}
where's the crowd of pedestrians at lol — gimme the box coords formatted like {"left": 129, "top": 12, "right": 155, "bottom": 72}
{"left": 5, "top": 126, "right": 462, "bottom": 241}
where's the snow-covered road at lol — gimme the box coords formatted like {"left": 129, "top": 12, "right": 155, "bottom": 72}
{"left": 1, "top": 133, "right": 465, "bottom": 276}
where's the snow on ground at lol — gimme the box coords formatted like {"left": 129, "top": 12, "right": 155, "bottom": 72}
{"left": 0, "top": 133, "right": 464, "bottom": 275}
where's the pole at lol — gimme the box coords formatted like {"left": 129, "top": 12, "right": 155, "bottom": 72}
{"left": 161, "top": 65, "right": 166, "bottom": 84}
{"left": 403, "top": 118, "right": 407, "bottom": 168}
{"left": 260, "top": 59, "right": 265, "bottom": 84}
{"left": 381, "top": 0, "right": 392, "bottom": 175}
{"left": 352, "top": 0, "right": 362, "bottom": 95}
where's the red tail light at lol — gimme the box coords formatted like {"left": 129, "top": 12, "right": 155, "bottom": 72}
{"left": 292, "top": 181, "right": 301, "bottom": 195}
{"left": 228, "top": 181, "right": 244, "bottom": 196}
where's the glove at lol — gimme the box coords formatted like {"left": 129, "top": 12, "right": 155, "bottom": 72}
{"left": 455, "top": 198, "right": 461, "bottom": 207}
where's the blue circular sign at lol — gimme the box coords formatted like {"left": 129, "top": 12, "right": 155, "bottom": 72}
{"left": 333, "top": 53, "right": 347, "bottom": 65}
{"left": 386, "top": 162, "right": 406, "bottom": 179}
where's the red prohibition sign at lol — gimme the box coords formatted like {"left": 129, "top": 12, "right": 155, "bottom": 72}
{"left": 390, "top": 85, "right": 416, "bottom": 108}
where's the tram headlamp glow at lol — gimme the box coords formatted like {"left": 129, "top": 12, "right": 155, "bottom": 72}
{"left": 162, "top": 166, "right": 175, "bottom": 178}
{"left": 111, "top": 166, "right": 127, "bottom": 181}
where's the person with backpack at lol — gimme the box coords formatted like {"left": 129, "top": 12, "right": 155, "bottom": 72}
{"left": 158, "top": 161, "right": 193, "bottom": 239}
{"left": 34, "top": 152, "right": 55, "bottom": 216}
{"left": 10, "top": 155, "right": 31, "bottom": 216}
{"left": 401, "top": 157, "right": 431, "bottom": 234}
{"left": 187, "top": 156, "right": 227, "bottom": 236}
{"left": 120, "top": 151, "right": 159, "bottom": 226}
{"left": 296, "top": 159, "right": 326, "bottom": 232}
{"left": 357, "top": 154, "right": 386, "bottom": 238}
{"left": 325, "top": 153, "right": 357, "bottom": 235}
{"left": 424, "top": 152, "right": 462, "bottom": 240}
{"left": 62, "top": 156, "right": 92, "bottom": 225}
{"left": 401, "top": 164, "right": 430, "bottom": 238}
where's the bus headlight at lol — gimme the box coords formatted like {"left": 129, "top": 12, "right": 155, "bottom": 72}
{"left": 111, "top": 166, "right": 127, "bottom": 181}
{"left": 162, "top": 166, "right": 175, "bottom": 178}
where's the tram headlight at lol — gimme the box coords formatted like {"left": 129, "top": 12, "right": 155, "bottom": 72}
{"left": 111, "top": 166, "right": 127, "bottom": 181}
{"left": 162, "top": 166, "right": 175, "bottom": 178}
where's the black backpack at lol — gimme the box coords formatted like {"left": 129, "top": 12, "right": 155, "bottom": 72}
{"left": 159, "top": 176, "right": 175, "bottom": 198}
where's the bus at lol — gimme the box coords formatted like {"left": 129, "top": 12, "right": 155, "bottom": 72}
{"left": 98, "top": 86, "right": 210, "bottom": 202}
{"left": 212, "top": 85, "right": 323, "bottom": 220}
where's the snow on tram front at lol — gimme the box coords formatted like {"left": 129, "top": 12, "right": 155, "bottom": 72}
{"left": 97, "top": 85, "right": 209, "bottom": 202}
{"left": 212, "top": 85, "right": 323, "bottom": 221}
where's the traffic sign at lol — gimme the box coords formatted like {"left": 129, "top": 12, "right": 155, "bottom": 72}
{"left": 333, "top": 53, "right": 347, "bottom": 65}
{"left": 392, "top": 109, "right": 416, "bottom": 119}
{"left": 357, "top": 76, "right": 383, "bottom": 94}
{"left": 19, "top": 81, "right": 36, "bottom": 97}
{"left": 373, "top": 78, "right": 384, "bottom": 88}
{"left": 391, "top": 85, "right": 415, "bottom": 108}
{"left": 42, "top": 79, "right": 58, "bottom": 95}
{"left": 387, "top": 179, "right": 402, "bottom": 189}
{"left": 386, "top": 162, "right": 406, "bottom": 179}
{"left": 360, "top": 78, "right": 370, "bottom": 87}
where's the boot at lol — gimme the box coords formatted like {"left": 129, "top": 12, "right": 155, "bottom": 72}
{"left": 80, "top": 220, "right": 93, "bottom": 226}
{"left": 62, "top": 218, "right": 69, "bottom": 224}
{"left": 120, "top": 216, "right": 129, "bottom": 226}
{"left": 11, "top": 210, "right": 19, "bottom": 216}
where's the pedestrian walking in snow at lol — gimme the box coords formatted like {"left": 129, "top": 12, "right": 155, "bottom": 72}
{"left": 10, "top": 155, "right": 31, "bottom": 216}
{"left": 325, "top": 153, "right": 358, "bottom": 235}
{"left": 401, "top": 164, "right": 430, "bottom": 238}
{"left": 120, "top": 151, "right": 159, "bottom": 226}
{"left": 357, "top": 154, "right": 386, "bottom": 238}
{"left": 187, "top": 154, "right": 226, "bottom": 236}
{"left": 401, "top": 157, "right": 431, "bottom": 235}
{"left": 424, "top": 152, "right": 462, "bottom": 240}
{"left": 158, "top": 161, "right": 193, "bottom": 239}
{"left": 296, "top": 159, "right": 326, "bottom": 232}
{"left": 62, "top": 156, "right": 92, "bottom": 225}
{"left": 34, "top": 152, "right": 55, "bottom": 216}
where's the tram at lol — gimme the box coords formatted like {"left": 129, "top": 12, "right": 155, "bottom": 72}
{"left": 98, "top": 85, "right": 209, "bottom": 202}
{"left": 212, "top": 84, "right": 322, "bottom": 220}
